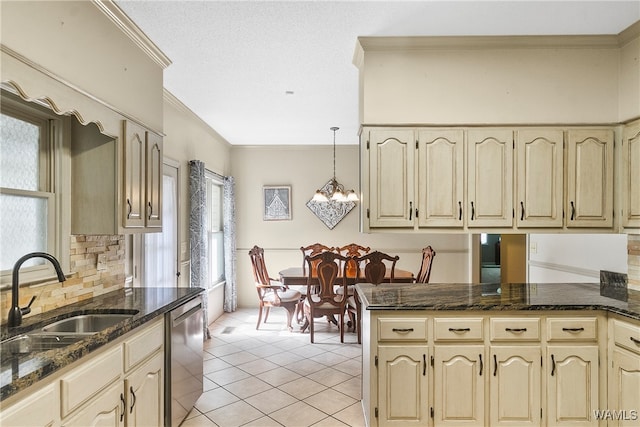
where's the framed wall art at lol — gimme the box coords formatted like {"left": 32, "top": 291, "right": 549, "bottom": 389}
{"left": 263, "top": 186, "right": 291, "bottom": 221}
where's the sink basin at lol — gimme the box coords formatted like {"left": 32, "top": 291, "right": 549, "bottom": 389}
{"left": 0, "top": 333, "right": 84, "bottom": 355}
{"left": 41, "top": 313, "right": 134, "bottom": 334}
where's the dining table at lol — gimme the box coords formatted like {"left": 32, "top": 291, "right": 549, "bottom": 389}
{"left": 278, "top": 266, "right": 415, "bottom": 287}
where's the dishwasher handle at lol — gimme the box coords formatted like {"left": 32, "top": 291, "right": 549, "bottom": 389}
{"left": 171, "top": 297, "right": 203, "bottom": 327}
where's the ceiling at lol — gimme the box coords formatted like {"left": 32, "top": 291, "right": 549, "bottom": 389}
{"left": 115, "top": 1, "right": 640, "bottom": 146}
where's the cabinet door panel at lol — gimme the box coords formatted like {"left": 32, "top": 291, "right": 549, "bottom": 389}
{"left": 417, "top": 129, "right": 464, "bottom": 227}
{"left": 434, "top": 346, "right": 485, "bottom": 426}
{"left": 490, "top": 346, "right": 541, "bottom": 426}
{"left": 123, "top": 120, "right": 146, "bottom": 228}
{"left": 566, "top": 129, "right": 613, "bottom": 227}
{"left": 547, "top": 346, "right": 599, "bottom": 426}
{"left": 145, "top": 132, "right": 162, "bottom": 228}
{"left": 368, "top": 130, "right": 415, "bottom": 228}
{"left": 378, "top": 346, "right": 428, "bottom": 426}
{"left": 62, "top": 382, "right": 124, "bottom": 427}
{"left": 467, "top": 129, "right": 514, "bottom": 227}
{"left": 622, "top": 121, "right": 640, "bottom": 228}
{"left": 610, "top": 349, "right": 640, "bottom": 427}
{"left": 515, "top": 130, "right": 563, "bottom": 227}
{"left": 126, "top": 352, "right": 163, "bottom": 427}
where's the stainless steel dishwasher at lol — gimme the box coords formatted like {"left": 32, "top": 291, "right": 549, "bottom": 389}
{"left": 166, "top": 295, "right": 203, "bottom": 426}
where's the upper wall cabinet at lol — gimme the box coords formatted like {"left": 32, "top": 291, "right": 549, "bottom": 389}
{"left": 515, "top": 129, "right": 564, "bottom": 228}
{"left": 622, "top": 120, "right": 640, "bottom": 229}
{"left": 367, "top": 129, "right": 415, "bottom": 228}
{"left": 566, "top": 129, "right": 614, "bottom": 228}
{"left": 467, "top": 129, "right": 514, "bottom": 228}
{"left": 72, "top": 119, "right": 162, "bottom": 235}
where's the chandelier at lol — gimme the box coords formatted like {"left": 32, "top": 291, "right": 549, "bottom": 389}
{"left": 312, "top": 127, "right": 358, "bottom": 203}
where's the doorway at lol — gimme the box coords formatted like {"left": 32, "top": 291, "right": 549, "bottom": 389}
{"left": 474, "top": 234, "right": 527, "bottom": 283}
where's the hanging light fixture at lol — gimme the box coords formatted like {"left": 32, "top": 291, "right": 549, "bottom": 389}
{"left": 312, "top": 127, "right": 359, "bottom": 203}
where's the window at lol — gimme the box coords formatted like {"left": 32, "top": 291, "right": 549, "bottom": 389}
{"left": 0, "top": 92, "right": 66, "bottom": 280}
{"left": 206, "top": 172, "right": 225, "bottom": 287}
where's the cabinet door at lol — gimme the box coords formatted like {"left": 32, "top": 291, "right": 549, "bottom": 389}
{"left": 145, "top": 132, "right": 163, "bottom": 229}
{"left": 515, "top": 129, "right": 563, "bottom": 228}
{"left": 546, "top": 346, "right": 599, "bottom": 426}
{"left": 125, "top": 352, "right": 163, "bottom": 427}
{"left": 62, "top": 382, "right": 124, "bottom": 427}
{"left": 123, "top": 120, "right": 146, "bottom": 228}
{"left": 566, "top": 129, "right": 613, "bottom": 228}
{"left": 467, "top": 129, "right": 514, "bottom": 227}
{"left": 489, "top": 346, "right": 541, "bottom": 427}
{"left": 368, "top": 129, "right": 415, "bottom": 228}
{"left": 433, "top": 346, "right": 485, "bottom": 426}
{"left": 417, "top": 129, "right": 464, "bottom": 227}
{"left": 610, "top": 348, "right": 640, "bottom": 426}
{"left": 0, "top": 383, "right": 58, "bottom": 426}
{"left": 377, "top": 346, "right": 429, "bottom": 426}
{"left": 622, "top": 121, "right": 640, "bottom": 228}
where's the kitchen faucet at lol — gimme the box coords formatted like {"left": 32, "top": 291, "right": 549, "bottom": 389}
{"left": 8, "top": 252, "right": 66, "bottom": 327}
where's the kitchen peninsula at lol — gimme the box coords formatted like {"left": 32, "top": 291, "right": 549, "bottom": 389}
{"left": 357, "top": 282, "right": 640, "bottom": 426}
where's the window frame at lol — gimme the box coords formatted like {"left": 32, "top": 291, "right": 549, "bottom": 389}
{"left": 206, "top": 171, "right": 225, "bottom": 288}
{"left": 0, "top": 90, "right": 70, "bottom": 286}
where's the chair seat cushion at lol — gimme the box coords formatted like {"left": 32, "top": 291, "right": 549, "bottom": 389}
{"left": 304, "top": 294, "right": 344, "bottom": 309}
{"left": 264, "top": 289, "right": 301, "bottom": 304}
{"left": 287, "top": 285, "right": 308, "bottom": 296}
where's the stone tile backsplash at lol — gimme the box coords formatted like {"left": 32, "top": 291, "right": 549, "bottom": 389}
{"left": 0, "top": 235, "right": 125, "bottom": 323}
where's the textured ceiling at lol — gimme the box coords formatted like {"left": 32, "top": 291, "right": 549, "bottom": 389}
{"left": 116, "top": 1, "right": 640, "bottom": 145}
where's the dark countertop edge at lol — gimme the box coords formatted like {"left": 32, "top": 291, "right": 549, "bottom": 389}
{"left": 1, "top": 287, "right": 204, "bottom": 402}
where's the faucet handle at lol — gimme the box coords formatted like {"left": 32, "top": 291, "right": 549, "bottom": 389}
{"left": 20, "top": 295, "right": 36, "bottom": 316}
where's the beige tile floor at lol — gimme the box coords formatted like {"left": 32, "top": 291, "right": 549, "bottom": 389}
{"left": 181, "top": 308, "right": 365, "bottom": 427}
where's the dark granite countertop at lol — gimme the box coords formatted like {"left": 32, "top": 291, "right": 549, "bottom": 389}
{"left": 356, "top": 282, "right": 640, "bottom": 321}
{"left": 0, "top": 287, "right": 204, "bottom": 402}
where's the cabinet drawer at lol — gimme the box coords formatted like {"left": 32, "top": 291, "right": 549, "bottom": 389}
{"left": 613, "top": 319, "right": 640, "bottom": 355}
{"left": 547, "top": 317, "right": 598, "bottom": 342}
{"left": 378, "top": 318, "right": 427, "bottom": 341}
{"left": 60, "top": 345, "right": 122, "bottom": 417}
{"left": 434, "top": 318, "right": 483, "bottom": 341}
{"left": 490, "top": 318, "right": 540, "bottom": 341}
{"left": 124, "top": 318, "right": 164, "bottom": 372}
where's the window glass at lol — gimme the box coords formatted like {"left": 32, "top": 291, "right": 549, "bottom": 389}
{"left": 206, "top": 174, "right": 224, "bottom": 286}
{"left": 0, "top": 113, "right": 40, "bottom": 190}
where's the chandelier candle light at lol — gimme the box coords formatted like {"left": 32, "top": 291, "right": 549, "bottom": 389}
{"left": 312, "top": 127, "right": 359, "bottom": 203}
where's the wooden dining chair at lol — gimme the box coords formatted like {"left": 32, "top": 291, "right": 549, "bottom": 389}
{"left": 347, "top": 251, "right": 400, "bottom": 344}
{"left": 249, "top": 245, "right": 302, "bottom": 332}
{"left": 301, "top": 251, "right": 350, "bottom": 343}
{"left": 415, "top": 246, "right": 436, "bottom": 283}
{"left": 336, "top": 243, "right": 370, "bottom": 279}
{"left": 300, "top": 243, "right": 336, "bottom": 275}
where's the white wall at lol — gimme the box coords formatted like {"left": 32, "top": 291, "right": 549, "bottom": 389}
{"left": 528, "top": 234, "right": 628, "bottom": 282}
{"left": 231, "top": 144, "right": 471, "bottom": 308}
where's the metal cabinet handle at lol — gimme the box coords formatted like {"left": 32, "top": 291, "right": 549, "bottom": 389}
{"left": 423, "top": 354, "right": 426, "bottom": 376}
{"left": 551, "top": 354, "right": 556, "bottom": 376}
{"left": 562, "top": 327, "right": 585, "bottom": 332}
{"left": 126, "top": 199, "right": 132, "bottom": 219}
{"left": 409, "top": 202, "right": 413, "bottom": 220}
{"left": 392, "top": 328, "right": 414, "bottom": 333}
{"left": 120, "top": 393, "right": 126, "bottom": 422}
{"left": 448, "top": 327, "right": 471, "bottom": 332}
{"left": 505, "top": 327, "right": 527, "bottom": 333}
{"left": 631, "top": 336, "right": 640, "bottom": 345}
{"left": 471, "top": 201, "right": 475, "bottom": 220}
{"left": 458, "top": 201, "right": 462, "bottom": 220}
{"left": 129, "top": 386, "right": 136, "bottom": 413}
{"left": 493, "top": 354, "right": 497, "bottom": 376}
{"left": 479, "top": 354, "right": 483, "bottom": 376}
{"left": 570, "top": 201, "right": 576, "bottom": 220}
{"left": 147, "top": 201, "right": 152, "bottom": 220}
{"left": 520, "top": 201, "right": 525, "bottom": 221}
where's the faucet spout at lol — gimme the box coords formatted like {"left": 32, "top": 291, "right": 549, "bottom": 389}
{"left": 8, "top": 252, "right": 66, "bottom": 327}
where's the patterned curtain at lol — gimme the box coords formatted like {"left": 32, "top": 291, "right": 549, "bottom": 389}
{"left": 189, "top": 160, "right": 210, "bottom": 339}
{"left": 223, "top": 176, "right": 237, "bottom": 312}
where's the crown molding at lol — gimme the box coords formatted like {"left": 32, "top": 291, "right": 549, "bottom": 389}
{"left": 92, "top": 0, "right": 172, "bottom": 69}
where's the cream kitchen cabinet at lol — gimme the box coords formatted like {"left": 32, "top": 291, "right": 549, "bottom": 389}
{"left": 608, "top": 318, "right": 640, "bottom": 426}
{"left": 366, "top": 128, "right": 416, "bottom": 228}
{"left": 467, "top": 129, "right": 514, "bottom": 228}
{"left": 124, "top": 352, "right": 164, "bottom": 427}
{"left": 566, "top": 129, "right": 614, "bottom": 228}
{"left": 0, "top": 383, "right": 58, "bottom": 427}
{"left": 622, "top": 120, "right": 640, "bottom": 229}
{"left": 515, "top": 129, "right": 564, "bottom": 228}
{"left": 417, "top": 129, "right": 465, "bottom": 228}
{"left": 71, "top": 119, "right": 162, "bottom": 234}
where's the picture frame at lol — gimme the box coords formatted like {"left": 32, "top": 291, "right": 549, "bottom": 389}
{"left": 263, "top": 186, "right": 291, "bottom": 221}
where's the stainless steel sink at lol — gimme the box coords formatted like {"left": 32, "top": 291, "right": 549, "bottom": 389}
{"left": 1, "top": 333, "right": 84, "bottom": 355}
{"left": 41, "top": 313, "right": 134, "bottom": 333}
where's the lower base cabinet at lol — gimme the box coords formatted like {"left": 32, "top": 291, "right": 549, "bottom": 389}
{"left": 125, "top": 352, "right": 164, "bottom": 427}
{"left": 609, "top": 318, "right": 640, "bottom": 427}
